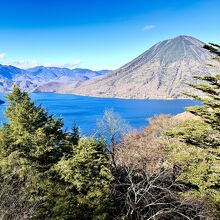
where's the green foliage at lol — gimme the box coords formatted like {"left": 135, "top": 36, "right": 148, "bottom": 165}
{"left": 55, "top": 137, "right": 113, "bottom": 220}
{"left": 167, "top": 44, "right": 220, "bottom": 217}
{"left": 0, "top": 86, "right": 70, "bottom": 218}
{"left": 0, "top": 86, "right": 113, "bottom": 219}
{"left": 68, "top": 124, "right": 80, "bottom": 146}
{"left": 203, "top": 43, "right": 220, "bottom": 56}
{"left": 1, "top": 86, "right": 66, "bottom": 170}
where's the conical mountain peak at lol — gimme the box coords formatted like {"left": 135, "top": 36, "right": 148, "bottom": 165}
{"left": 172, "top": 35, "right": 204, "bottom": 46}
{"left": 132, "top": 35, "right": 207, "bottom": 66}
{"left": 71, "top": 36, "right": 220, "bottom": 99}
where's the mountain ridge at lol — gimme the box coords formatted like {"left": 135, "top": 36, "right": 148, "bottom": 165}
{"left": 1, "top": 35, "right": 220, "bottom": 98}
{"left": 68, "top": 35, "right": 220, "bottom": 99}
{"left": 0, "top": 65, "right": 111, "bottom": 92}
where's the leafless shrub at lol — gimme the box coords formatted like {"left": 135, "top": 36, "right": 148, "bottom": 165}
{"left": 111, "top": 115, "right": 214, "bottom": 220}
{"left": 97, "top": 109, "right": 131, "bottom": 165}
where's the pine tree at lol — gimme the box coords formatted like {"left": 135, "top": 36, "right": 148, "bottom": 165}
{"left": 68, "top": 124, "right": 80, "bottom": 146}
{"left": 0, "top": 87, "right": 114, "bottom": 219}
{"left": 167, "top": 43, "right": 220, "bottom": 216}
{"left": 55, "top": 137, "right": 114, "bottom": 220}
{"left": 1, "top": 86, "right": 67, "bottom": 170}
{"left": 0, "top": 87, "right": 70, "bottom": 219}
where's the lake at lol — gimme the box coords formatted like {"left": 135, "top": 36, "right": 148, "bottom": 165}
{"left": 0, "top": 93, "right": 199, "bottom": 134}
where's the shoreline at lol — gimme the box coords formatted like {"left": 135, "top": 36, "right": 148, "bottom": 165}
{"left": 0, "top": 90, "right": 194, "bottom": 101}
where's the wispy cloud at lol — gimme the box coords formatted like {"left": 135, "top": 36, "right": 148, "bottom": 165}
{"left": 5, "top": 60, "right": 39, "bottom": 69}
{"left": 143, "top": 25, "right": 155, "bottom": 31}
{"left": 44, "top": 61, "right": 81, "bottom": 69}
{"left": 2, "top": 60, "right": 81, "bottom": 69}
{"left": 0, "top": 53, "right": 6, "bottom": 59}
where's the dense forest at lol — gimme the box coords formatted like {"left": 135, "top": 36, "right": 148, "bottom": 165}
{"left": 0, "top": 45, "right": 219, "bottom": 219}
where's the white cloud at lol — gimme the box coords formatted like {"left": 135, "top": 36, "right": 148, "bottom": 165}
{"left": 2, "top": 60, "right": 81, "bottom": 69}
{"left": 6, "top": 60, "right": 39, "bottom": 69}
{"left": 0, "top": 53, "right": 6, "bottom": 59}
{"left": 43, "top": 61, "right": 81, "bottom": 69}
{"left": 143, "top": 25, "right": 155, "bottom": 31}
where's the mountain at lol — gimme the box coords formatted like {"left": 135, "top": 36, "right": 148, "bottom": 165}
{"left": 69, "top": 35, "right": 220, "bottom": 99}
{"left": 0, "top": 66, "right": 110, "bottom": 92}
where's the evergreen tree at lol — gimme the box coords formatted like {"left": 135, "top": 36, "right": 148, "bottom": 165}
{"left": 2, "top": 86, "right": 67, "bottom": 170}
{"left": 55, "top": 137, "right": 113, "bottom": 220}
{"left": 0, "top": 87, "right": 114, "bottom": 219}
{"left": 167, "top": 43, "right": 220, "bottom": 216}
{"left": 0, "top": 87, "right": 70, "bottom": 219}
{"left": 68, "top": 124, "right": 80, "bottom": 146}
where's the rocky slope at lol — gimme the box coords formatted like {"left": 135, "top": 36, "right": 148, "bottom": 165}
{"left": 69, "top": 35, "right": 220, "bottom": 99}
{"left": 0, "top": 65, "right": 110, "bottom": 92}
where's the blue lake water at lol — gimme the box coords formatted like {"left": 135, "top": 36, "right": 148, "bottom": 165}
{"left": 0, "top": 93, "right": 199, "bottom": 134}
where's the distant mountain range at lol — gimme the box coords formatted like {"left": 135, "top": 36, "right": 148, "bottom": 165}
{"left": 69, "top": 35, "right": 220, "bottom": 99}
{"left": 0, "top": 65, "right": 110, "bottom": 92}
{"left": 1, "top": 35, "right": 220, "bottom": 99}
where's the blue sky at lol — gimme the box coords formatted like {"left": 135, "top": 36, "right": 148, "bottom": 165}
{"left": 0, "top": 0, "right": 219, "bottom": 70}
